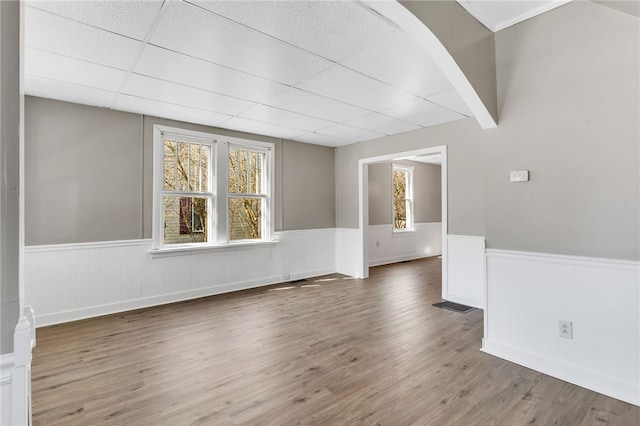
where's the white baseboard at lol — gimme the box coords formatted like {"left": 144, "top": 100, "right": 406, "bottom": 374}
{"left": 482, "top": 339, "right": 640, "bottom": 406}
{"left": 34, "top": 274, "right": 284, "bottom": 327}
{"left": 485, "top": 249, "right": 640, "bottom": 406}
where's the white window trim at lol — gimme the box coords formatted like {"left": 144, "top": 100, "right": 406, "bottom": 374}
{"left": 226, "top": 140, "right": 274, "bottom": 244}
{"left": 392, "top": 163, "right": 415, "bottom": 233}
{"left": 151, "top": 125, "right": 276, "bottom": 253}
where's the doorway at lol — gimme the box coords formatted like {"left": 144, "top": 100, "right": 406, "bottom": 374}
{"left": 357, "top": 145, "right": 448, "bottom": 298}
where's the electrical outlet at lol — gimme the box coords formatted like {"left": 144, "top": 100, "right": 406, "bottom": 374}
{"left": 559, "top": 320, "right": 573, "bottom": 339}
{"left": 376, "top": 241, "right": 380, "bottom": 248}
{"left": 284, "top": 274, "right": 290, "bottom": 280}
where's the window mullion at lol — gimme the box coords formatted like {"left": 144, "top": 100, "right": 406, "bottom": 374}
{"left": 216, "top": 141, "right": 229, "bottom": 245}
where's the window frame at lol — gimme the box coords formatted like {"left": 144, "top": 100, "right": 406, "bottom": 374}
{"left": 152, "top": 125, "right": 275, "bottom": 252}
{"left": 227, "top": 142, "right": 272, "bottom": 242}
{"left": 392, "top": 163, "right": 414, "bottom": 233}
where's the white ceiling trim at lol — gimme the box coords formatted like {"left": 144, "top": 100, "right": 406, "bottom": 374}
{"left": 361, "top": 0, "right": 497, "bottom": 130}
{"left": 456, "top": 0, "right": 573, "bottom": 32}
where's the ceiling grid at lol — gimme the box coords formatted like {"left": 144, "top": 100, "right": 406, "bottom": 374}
{"left": 24, "top": 0, "right": 569, "bottom": 147}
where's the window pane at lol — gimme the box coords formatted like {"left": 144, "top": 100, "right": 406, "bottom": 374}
{"left": 229, "top": 147, "right": 265, "bottom": 195}
{"left": 228, "top": 197, "right": 262, "bottom": 241}
{"left": 163, "top": 140, "right": 176, "bottom": 191}
{"left": 189, "top": 144, "right": 200, "bottom": 192}
{"left": 393, "top": 170, "right": 406, "bottom": 200}
{"left": 176, "top": 142, "right": 189, "bottom": 191}
{"left": 164, "top": 196, "right": 208, "bottom": 244}
{"left": 201, "top": 145, "right": 210, "bottom": 192}
{"left": 394, "top": 199, "right": 407, "bottom": 229}
{"left": 229, "top": 148, "right": 239, "bottom": 193}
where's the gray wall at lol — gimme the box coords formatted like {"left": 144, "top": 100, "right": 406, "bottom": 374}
{"left": 281, "top": 139, "right": 335, "bottom": 230}
{"left": 25, "top": 97, "right": 143, "bottom": 245}
{"left": 400, "top": 0, "right": 497, "bottom": 124}
{"left": 485, "top": 1, "right": 639, "bottom": 259}
{"left": 25, "top": 97, "right": 335, "bottom": 245}
{"left": 0, "top": 0, "right": 21, "bottom": 354}
{"left": 368, "top": 161, "right": 441, "bottom": 226}
{"left": 336, "top": 1, "right": 639, "bottom": 260}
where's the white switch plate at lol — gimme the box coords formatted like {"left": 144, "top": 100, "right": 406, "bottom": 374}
{"left": 510, "top": 170, "right": 529, "bottom": 182}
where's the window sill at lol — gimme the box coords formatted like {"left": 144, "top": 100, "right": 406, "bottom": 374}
{"left": 392, "top": 229, "right": 416, "bottom": 237}
{"left": 149, "top": 240, "right": 279, "bottom": 258}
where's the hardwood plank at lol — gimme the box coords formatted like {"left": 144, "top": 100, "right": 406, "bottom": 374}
{"left": 31, "top": 258, "right": 640, "bottom": 425}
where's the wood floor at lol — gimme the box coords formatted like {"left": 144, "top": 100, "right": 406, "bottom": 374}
{"left": 32, "top": 258, "right": 639, "bottom": 425}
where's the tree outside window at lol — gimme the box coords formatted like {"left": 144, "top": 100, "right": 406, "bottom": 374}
{"left": 393, "top": 164, "right": 414, "bottom": 231}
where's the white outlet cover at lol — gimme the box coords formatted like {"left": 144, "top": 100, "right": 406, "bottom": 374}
{"left": 559, "top": 320, "right": 573, "bottom": 339}
{"left": 510, "top": 170, "right": 529, "bottom": 182}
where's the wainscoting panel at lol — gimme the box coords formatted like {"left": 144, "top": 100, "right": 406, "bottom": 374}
{"left": 446, "top": 235, "right": 486, "bottom": 309}
{"left": 335, "top": 228, "right": 361, "bottom": 277}
{"left": 25, "top": 229, "right": 336, "bottom": 327}
{"left": 483, "top": 249, "right": 640, "bottom": 406}
{"left": 1, "top": 306, "right": 35, "bottom": 425}
{"left": 368, "top": 222, "right": 442, "bottom": 267}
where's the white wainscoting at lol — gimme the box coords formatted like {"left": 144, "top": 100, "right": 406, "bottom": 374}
{"left": 446, "top": 235, "right": 486, "bottom": 309}
{"left": 335, "top": 228, "right": 361, "bottom": 277}
{"left": 1, "top": 306, "right": 36, "bottom": 426}
{"left": 24, "top": 229, "right": 336, "bottom": 327}
{"left": 368, "top": 222, "right": 442, "bottom": 267}
{"left": 483, "top": 249, "right": 640, "bottom": 406}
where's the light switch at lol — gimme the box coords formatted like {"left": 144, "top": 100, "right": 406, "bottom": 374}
{"left": 510, "top": 170, "right": 529, "bottom": 182}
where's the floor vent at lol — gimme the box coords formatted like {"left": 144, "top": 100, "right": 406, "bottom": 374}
{"left": 432, "top": 301, "right": 475, "bottom": 313}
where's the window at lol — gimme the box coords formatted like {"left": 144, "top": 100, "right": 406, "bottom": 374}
{"left": 152, "top": 125, "right": 274, "bottom": 251}
{"left": 228, "top": 146, "right": 268, "bottom": 241}
{"left": 392, "top": 164, "right": 414, "bottom": 231}
{"left": 161, "top": 137, "right": 212, "bottom": 245}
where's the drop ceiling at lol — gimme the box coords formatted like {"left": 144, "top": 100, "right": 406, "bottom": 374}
{"left": 24, "top": 1, "right": 570, "bottom": 147}
{"left": 24, "top": 0, "right": 478, "bottom": 147}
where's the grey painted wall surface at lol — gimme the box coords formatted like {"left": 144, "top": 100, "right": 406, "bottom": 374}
{"left": 25, "top": 97, "right": 143, "bottom": 245}
{"left": 400, "top": 0, "right": 497, "bottom": 124}
{"left": 337, "top": 1, "right": 639, "bottom": 260}
{"left": 368, "top": 161, "right": 441, "bottom": 226}
{"left": 1, "top": 0, "right": 22, "bottom": 354}
{"left": 486, "top": 1, "right": 639, "bottom": 259}
{"left": 281, "top": 139, "right": 335, "bottom": 230}
{"left": 25, "top": 97, "right": 335, "bottom": 244}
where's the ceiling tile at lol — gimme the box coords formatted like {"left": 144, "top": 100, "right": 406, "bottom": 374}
{"left": 427, "top": 89, "right": 473, "bottom": 116}
{"left": 190, "top": 0, "right": 398, "bottom": 62}
{"left": 293, "top": 132, "right": 353, "bottom": 148}
{"left": 382, "top": 100, "right": 466, "bottom": 128}
{"left": 25, "top": 6, "right": 143, "bottom": 71}
{"left": 240, "top": 105, "right": 334, "bottom": 133}
{"left": 346, "top": 113, "right": 421, "bottom": 136}
{"left": 316, "top": 124, "right": 384, "bottom": 142}
{"left": 264, "top": 88, "right": 369, "bottom": 123}
{"left": 343, "top": 32, "right": 452, "bottom": 98}
{"left": 27, "top": 0, "right": 163, "bottom": 40}
{"left": 25, "top": 76, "right": 116, "bottom": 108}
{"left": 26, "top": 48, "right": 127, "bottom": 92}
{"left": 134, "top": 45, "right": 289, "bottom": 103}
{"left": 122, "top": 74, "right": 255, "bottom": 116}
{"left": 221, "top": 117, "right": 305, "bottom": 140}
{"left": 149, "top": 1, "right": 333, "bottom": 85}
{"left": 297, "top": 65, "right": 419, "bottom": 111}
{"left": 113, "top": 94, "right": 232, "bottom": 128}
